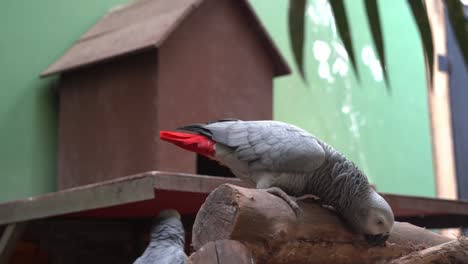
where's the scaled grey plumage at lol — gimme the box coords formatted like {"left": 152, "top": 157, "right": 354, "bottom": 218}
{"left": 179, "top": 119, "right": 394, "bottom": 244}
{"left": 133, "top": 210, "right": 188, "bottom": 264}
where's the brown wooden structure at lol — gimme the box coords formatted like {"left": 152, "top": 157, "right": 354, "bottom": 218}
{"left": 1, "top": 172, "right": 468, "bottom": 263}
{"left": 0, "top": 171, "right": 467, "bottom": 228}
{"left": 41, "top": 0, "right": 290, "bottom": 189}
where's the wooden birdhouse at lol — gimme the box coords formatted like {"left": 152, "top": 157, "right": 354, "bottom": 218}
{"left": 41, "top": 0, "right": 290, "bottom": 189}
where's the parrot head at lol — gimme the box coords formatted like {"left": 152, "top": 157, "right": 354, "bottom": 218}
{"left": 347, "top": 190, "right": 394, "bottom": 246}
{"left": 150, "top": 209, "right": 185, "bottom": 245}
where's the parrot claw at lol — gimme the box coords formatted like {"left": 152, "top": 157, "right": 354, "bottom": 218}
{"left": 262, "top": 187, "right": 303, "bottom": 218}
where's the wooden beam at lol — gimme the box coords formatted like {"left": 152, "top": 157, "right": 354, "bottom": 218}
{"left": 424, "top": 0, "right": 457, "bottom": 200}
{"left": 0, "top": 171, "right": 247, "bottom": 226}
{"left": 383, "top": 193, "right": 468, "bottom": 228}
{"left": 0, "top": 171, "right": 467, "bottom": 228}
{"left": 383, "top": 193, "right": 468, "bottom": 216}
{"left": 424, "top": 0, "right": 459, "bottom": 237}
{"left": 0, "top": 222, "right": 27, "bottom": 264}
{"left": 0, "top": 173, "right": 155, "bottom": 225}
{"left": 151, "top": 171, "right": 250, "bottom": 192}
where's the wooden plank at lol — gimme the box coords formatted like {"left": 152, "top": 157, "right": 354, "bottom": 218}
{"left": 424, "top": 0, "right": 459, "bottom": 237}
{"left": 0, "top": 222, "right": 27, "bottom": 264}
{"left": 0, "top": 172, "right": 246, "bottom": 225}
{"left": 424, "top": 0, "right": 457, "bottom": 200}
{"left": 0, "top": 173, "right": 155, "bottom": 225}
{"left": 151, "top": 171, "right": 250, "bottom": 192}
{"left": 0, "top": 171, "right": 467, "bottom": 228}
{"left": 397, "top": 214, "right": 468, "bottom": 229}
{"left": 383, "top": 193, "right": 468, "bottom": 228}
{"left": 383, "top": 193, "right": 468, "bottom": 217}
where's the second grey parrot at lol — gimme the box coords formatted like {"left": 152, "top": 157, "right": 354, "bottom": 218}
{"left": 133, "top": 210, "right": 188, "bottom": 264}
{"left": 160, "top": 119, "right": 394, "bottom": 245}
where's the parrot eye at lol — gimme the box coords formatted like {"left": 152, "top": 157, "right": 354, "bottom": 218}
{"left": 376, "top": 219, "right": 383, "bottom": 225}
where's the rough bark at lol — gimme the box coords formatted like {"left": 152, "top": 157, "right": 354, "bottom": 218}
{"left": 192, "top": 184, "right": 455, "bottom": 264}
{"left": 391, "top": 237, "right": 468, "bottom": 264}
{"left": 189, "top": 240, "right": 253, "bottom": 264}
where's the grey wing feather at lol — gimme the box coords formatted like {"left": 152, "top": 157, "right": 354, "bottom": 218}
{"left": 133, "top": 247, "right": 187, "bottom": 264}
{"left": 133, "top": 217, "right": 187, "bottom": 264}
{"left": 204, "top": 120, "right": 326, "bottom": 173}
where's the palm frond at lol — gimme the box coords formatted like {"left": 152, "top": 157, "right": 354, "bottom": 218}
{"left": 286, "top": 0, "right": 466, "bottom": 90}
{"left": 288, "top": 0, "right": 308, "bottom": 82}
{"left": 329, "top": 0, "right": 360, "bottom": 81}
{"left": 407, "top": 0, "right": 434, "bottom": 86}
{"left": 364, "top": 0, "right": 390, "bottom": 90}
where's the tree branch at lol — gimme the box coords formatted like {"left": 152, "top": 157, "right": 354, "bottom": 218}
{"left": 192, "top": 184, "right": 454, "bottom": 264}
{"left": 391, "top": 237, "right": 468, "bottom": 264}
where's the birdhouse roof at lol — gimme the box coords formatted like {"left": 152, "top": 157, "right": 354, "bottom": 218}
{"left": 41, "top": 0, "right": 290, "bottom": 77}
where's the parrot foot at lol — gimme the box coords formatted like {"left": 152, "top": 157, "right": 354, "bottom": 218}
{"left": 262, "top": 187, "right": 303, "bottom": 217}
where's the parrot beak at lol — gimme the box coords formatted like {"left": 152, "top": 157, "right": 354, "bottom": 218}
{"left": 364, "top": 233, "right": 390, "bottom": 246}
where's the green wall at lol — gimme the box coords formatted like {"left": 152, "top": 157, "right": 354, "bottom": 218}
{"left": 251, "top": 0, "right": 435, "bottom": 196}
{"left": 0, "top": 0, "right": 435, "bottom": 202}
{"left": 0, "top": 0, "right": 128, "bottom": 202}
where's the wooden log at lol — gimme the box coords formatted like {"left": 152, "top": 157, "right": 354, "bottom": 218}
{"left": 391, "top": 237, "right": 468, "bottom": 264}
{"left": 189, "top": 240, "right": 253, "bottom": 264}
{"left": 192, "top": 184, "right": 454, "bottom": 264}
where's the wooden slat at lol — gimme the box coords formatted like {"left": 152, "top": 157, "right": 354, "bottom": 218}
{"left": 424, "top": 0, "right": 459, "bottom": 236}
{"left": 424, "top": 0, "right": 457, "bottom": 200}
{"left": 0, "top": 171, "right": 467, "bottom": 228}
{"left": 0, "top": 222, "right": 27, "bottom": 264}
{"left": 0, "top": 172, "right": 247, "bottom": 225}
{"left": 383, "top": 193, "right": 468, "bottom": 216}
{"left": 151, "top": 171, "right": 250, "bottom": 192}
{"left": 0, "top": 173, "right": 155, "bottom": 225}
{"left": 383, "top": 193, "right": 468, "bottom": 228}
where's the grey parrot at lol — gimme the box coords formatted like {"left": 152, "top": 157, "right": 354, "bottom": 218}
{"left": 133, "top": 210, "right": 188, "bottom": 264}
{"left": 160, "top": 119, "right": 394, "bottom": 245}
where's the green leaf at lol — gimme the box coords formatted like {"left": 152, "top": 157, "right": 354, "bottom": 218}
{"left": 288, "top": 0, "right": 307, "bottom": 82}
{"left": 364, "top": 0, "right": 390, "bottom": 90}
{"left": 445, "top": 0, "right": 468, "bottom": 68}
{"left": 329, "top": 0, "right": 360, "bottom": 81}
{"left": 407, "top": 0, "right": 434, "bottom": 87}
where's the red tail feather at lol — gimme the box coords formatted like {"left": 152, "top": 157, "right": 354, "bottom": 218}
{"left": 159, "top": 131, "right": 215, "bottom": 158}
